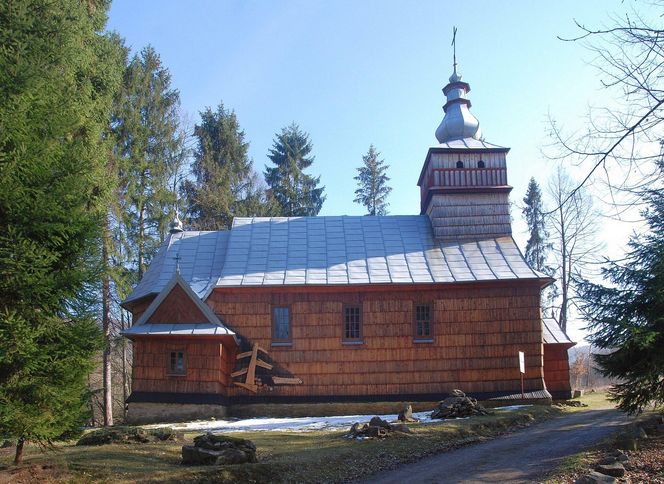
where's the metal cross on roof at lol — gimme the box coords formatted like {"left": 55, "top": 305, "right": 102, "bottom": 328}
{"left": 452, "top": 26, "right": 458, "bottom": 71}
{"left": 174, "top": 253, "right": 181, "bottom": 274}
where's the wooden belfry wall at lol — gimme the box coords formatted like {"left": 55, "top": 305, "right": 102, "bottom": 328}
{"left": 207, "top": 281, "right": 545, "bottom": 399}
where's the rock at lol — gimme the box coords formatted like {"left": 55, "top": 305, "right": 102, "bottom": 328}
{"left": 369, "top": 416, "right": 391, "bottom": 429}
{"left": 364, "top": 426, "right": 388, "bottom": 438}
{"left": 397, "top": 404, "right": 419, "bottom": 422}
{"left": 614, "top": 433, "right": 638, "bottom": 451}
{"left": 574, "top": 471, "right": 617, "bottom": 483}
{"left": 595, "top": 462, "right": 626, "bottom": 478}
{"left": 214, "top": 448, "right": 250, "bottom": 465}
{"left": 598, "top": 456, "right": 617, "bottom": 465}
{"left": 182, "top": 433, "right": 257, "bottom": 465}
{"left": 609, "top": 449, "right": 629, "bottom": 462}
{"left": 76, "top": 426, "right": 182, "bottom": 446}
{"left": 390, "top": 423, "right": 412, "bottom": 434}
{"left": 430, "top": 390, "right": 490, "bottom": 420}
{"left": 572, "top": 389, "right": 584, "bottom": 398}
{"left": 181, "top": 445, "right": 222, "bottom": 465}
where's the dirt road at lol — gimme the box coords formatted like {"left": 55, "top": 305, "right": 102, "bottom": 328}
{"left": 365, "top": 408, "right": 630, "bottom": 483}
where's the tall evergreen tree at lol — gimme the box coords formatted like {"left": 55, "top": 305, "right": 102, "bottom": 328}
{"left": 354, "top": 145, "right": 392, "bottom": 216}
{"left": 0, "top": 0, "right": 122, "bottom": 463}
{"left": 577, "top": 160, "right": 664, "bottom": 414}
{"left": 112, "top": 45, "right": 185, "bottom": 279}
{"left": 522, "top": 177, "right": 550, "bottom": 272}
{"left": 183, "top": 103, "right": 266, "bottom": 230}
{"left": 265, "top": 123, "right": 325, "bottom": 216}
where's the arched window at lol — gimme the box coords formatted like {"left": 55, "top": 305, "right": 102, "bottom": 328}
{"left": 456, "top": 160, "right": 464, "bottom": 168}
{"left": 478, "top": 159, "right": 485, "bottom": 168}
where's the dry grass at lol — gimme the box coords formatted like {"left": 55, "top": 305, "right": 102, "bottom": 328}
{"left": 0, "top": 405, "right": 568, "bottom": 483}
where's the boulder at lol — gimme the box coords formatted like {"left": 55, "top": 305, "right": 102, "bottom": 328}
{"left": 369, "top": 417, "right": 391, "bottom": 429}
{"left": 595, "top": 462, "right": 626, "bottom": 478}
{"left": 347, "top": 417, "right": 412, "bottom": 439}
{"left": 390, "top": 423, "right": 413, "bottom": 434}
{"left": 574, "top": 471, "right": 617, "bottom": 484}
{"left": 397, "top": 404, "right": 419, "bottom": 423}
{"left": 430, "top": 390, "right": 490, "bottom": 420}
{"left": 182, "top": 433, "right": 257, "bottom": 466}
{"left": 76, "top": 426, "right": 182, "bottom": 446}
{"left": 215, "top": 448, "right": 251, "bottom": 465}
{"left": 182, "top": 445, "right": 221, "bottom": 465}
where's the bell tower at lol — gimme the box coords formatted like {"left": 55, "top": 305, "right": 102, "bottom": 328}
{"left": 418, "top": 60, "right": 512, "bottom": 241}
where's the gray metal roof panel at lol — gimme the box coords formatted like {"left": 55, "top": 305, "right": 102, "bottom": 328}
{"left": 542, "top": 318, "right": 575, "bottom": 345}
{"left": 124, "top": 216, "right": 547, "bottom": 301}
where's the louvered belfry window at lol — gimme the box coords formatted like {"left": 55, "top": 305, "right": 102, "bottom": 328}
{"left": 344, "top": 305, "right": 362, "bottom": 340}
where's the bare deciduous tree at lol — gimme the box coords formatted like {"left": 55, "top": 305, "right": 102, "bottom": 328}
{"left": 547, "top": 167, "right": 602, "bottom": 333}
{"left": 550, "top": 6, "right": 664, "bottom": 211}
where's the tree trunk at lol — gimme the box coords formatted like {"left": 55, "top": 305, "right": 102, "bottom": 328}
{"left": 13, "top": 438, "right": 24, "bottom": 465}
{"left": 121, "top": 309, "right": 130, "bottom": 418}
{"left": 138, "top": 205, "right": 145, "bottom": 279}
{"left": 102, "top": 220, "right": 114, "bottom": 427}
{"left": 558, "top": 204, "right": 568, "bottom": 333}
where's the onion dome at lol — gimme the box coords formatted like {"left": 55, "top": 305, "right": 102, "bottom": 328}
{"left": 434, "top": 64, "right": 482, "bottom": 143}
{"left": 168, "top": 212, "right": 184, "bottom": 234}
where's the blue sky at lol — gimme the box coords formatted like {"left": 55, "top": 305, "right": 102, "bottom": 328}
{"left": 107, "top": 0, "right": 648, "bottom": 341}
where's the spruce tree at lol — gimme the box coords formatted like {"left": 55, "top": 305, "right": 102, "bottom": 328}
{"left": 183, "top": 103, "right": 266, "bottom": 230}
{"left": 522, "top": 177, "right": 550, "bottom": 272}
{"left": 354, "top": 145, "right": 392, "bottom": 216}
{"left": 112, "top": 45, "right": 185, "bottom": 279}
{"left": 577, "top": 161, "right": 664, "bottom": 414}
{"left": 265, "top": 123, "right": 325, "bottom": 216}
{"left": 0, "top": 0, "right": 122, "bottom": 463}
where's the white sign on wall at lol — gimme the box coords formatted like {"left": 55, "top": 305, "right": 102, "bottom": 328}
{"left": 518, "top": 351, "right": 525, "bottom": 374}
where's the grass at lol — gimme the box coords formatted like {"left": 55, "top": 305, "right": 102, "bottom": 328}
{"left": 1, "top": 405, "right": 571, "bottom": 483}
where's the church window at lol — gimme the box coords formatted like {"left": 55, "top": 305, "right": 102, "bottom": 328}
{"left": 343, "top": 305, "right": 362, "bottom": 341}
{"left": 414, "top": 304, "right": 432, "bottom": 340}
{"left": 168, "top": 351, "right": 186, "bottom": 375}
{"left": 273, "top": 306, "right": 291, "bottom": 342}
{"left": 478, "top": 159, "right": 485, "bottom": 168}
{"left": 456, "top": 160, "right": 464, "bottom": 168}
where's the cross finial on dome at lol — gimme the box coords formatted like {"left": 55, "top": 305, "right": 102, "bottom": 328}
{"left": 434, "top": 29, "right": 482, "bottom": 143}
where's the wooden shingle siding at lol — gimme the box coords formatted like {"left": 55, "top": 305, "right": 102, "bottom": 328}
{"left": 207, "top": 280, "right": 546, "bottom": 398}
{"left": 146, "top": 284, "right": 208, "bottom": 324}
{"left": 132, "top": 337, "right": 232, "bottom": 394}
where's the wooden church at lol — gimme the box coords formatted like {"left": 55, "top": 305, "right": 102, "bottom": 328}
{"left": 121, "top": 61, "right": 574, "bottom": 423}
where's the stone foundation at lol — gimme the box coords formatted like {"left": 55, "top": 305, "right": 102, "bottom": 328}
{"left": 227, "top": 401, "right": 438, "bottom": 418}
{"left": 126, "top": 402, "right": 228, "bottom": 424}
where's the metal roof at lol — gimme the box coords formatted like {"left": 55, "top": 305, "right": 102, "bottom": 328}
{"left": 215, "top": 216, "right": 541, "bottom": 287}
{"left": 433, "top": 138, "right": 507, "bottom": 151}
{"left": 123, "top": 323, "right": 235, "bottom": 336}
{"left": 542, "top": 318, "right": 575, "bottom": 345}
{"left": 123, "top": 215, "right": 546, "bottom": 303}
{"left": 124, "top": 230, "right": 229, "bottom": 304}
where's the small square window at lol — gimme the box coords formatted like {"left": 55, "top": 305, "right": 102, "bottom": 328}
{"left": 344, "top": 305, "right": 362, "bottom": 341}
{"left": 168, "top": 351, "right": 186, "bottom": 375}
{"left": 414, "top": 304, "right": 432, "bottom": 339}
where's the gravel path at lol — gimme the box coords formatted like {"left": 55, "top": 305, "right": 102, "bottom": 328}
{"left": 365, "top": 407, "right": 630, "bottom": 484}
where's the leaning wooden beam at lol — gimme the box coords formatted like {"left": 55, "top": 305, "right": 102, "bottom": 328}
{"left": 231, "top": 368, "right": 248, "bottom": 378}
{"left": 255, "top": 359, "right": 273, "bottom": 370}
{"left": 233, "top": 381, "right": 257, "bottom": 393}
{"left": 272, "top": 376, "right": 303, "bottom": 385}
